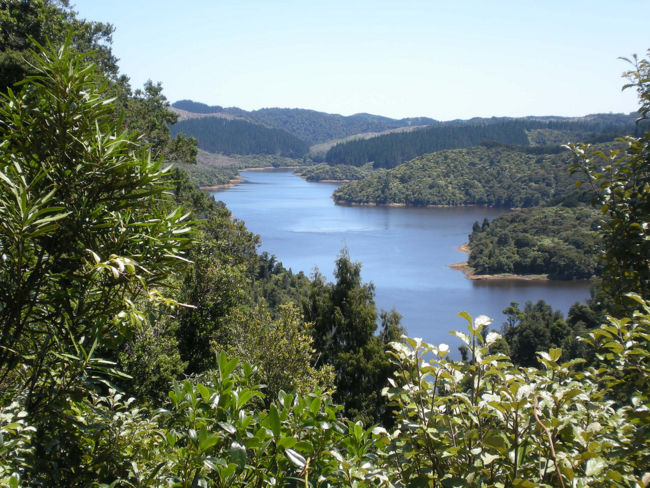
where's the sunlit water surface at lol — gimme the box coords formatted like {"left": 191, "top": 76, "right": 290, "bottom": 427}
{"left": 212, "top": 170, "right": 591, "bottom": 352}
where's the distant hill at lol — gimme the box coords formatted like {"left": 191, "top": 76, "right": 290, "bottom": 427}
{"left": 324, "top": 114, "right": 640, "bottom": 168}
{"left": 171, "top": 100, "right": 640, "bottom": 166}
{"left": 169, "top": 117, "right": 309, "bottom": 157}
{"left": 172, "top": 100, "right": 438, "bottom": 145}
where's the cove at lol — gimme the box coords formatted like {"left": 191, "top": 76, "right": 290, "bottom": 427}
{"left": 212, "top": 169, "right": 592, "bottom": 350}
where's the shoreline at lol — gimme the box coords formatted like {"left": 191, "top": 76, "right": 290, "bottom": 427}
{"left": 199, "top": 166, "right": 299, "bottom": 190}
{"left": 199, "top": 178, "right": 244, "bottom": 190}
{"left": 450, "top": 243, "right": 551, "bottom": 281}
{"left": 334, "top": 200, "right": 496, "bottom": 209}
{"left": 303, "top": 178, "right": 353, "bottom": 183}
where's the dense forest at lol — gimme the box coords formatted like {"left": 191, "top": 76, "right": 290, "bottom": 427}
{"left": 333, "top": 143, "right": 583, "bottom": 207}
{"left": 466, "top": 205, "right": 601, "bottom": 279}
{"left": 174, "top": 162, "right": 241, "bottom": 188}
{"left": 170, "top": 117, "right": 309, "bottom": 157}
{"left": 324, "top": 117, "right": 638, "bottom": 168}
{"left": 173, "top": 100, "right": 438, "bottom": 145}
{"left": 296, "top": 162, "right": 374, "bottom": 181}
{"left": 1, "top": 3, "right": 649, "bottom": 486}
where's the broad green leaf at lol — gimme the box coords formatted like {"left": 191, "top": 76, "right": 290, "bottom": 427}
{"left": 268, "top": 405, "right": 281, "bottom": 438}
{"left": 285, "top": 448, "right": 306, "bottom": 468}
{"left": 228, "top": 441, "right": 246, "bottom": 469}
{"left": 585, "top": 457, "right": 606, "bottom": 476}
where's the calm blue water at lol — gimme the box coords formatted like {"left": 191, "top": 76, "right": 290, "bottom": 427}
{"left": 212, "top": 170, "right": 592, "bottom": 350}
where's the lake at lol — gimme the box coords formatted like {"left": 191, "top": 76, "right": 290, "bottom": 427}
{"left": 212, "top": 169, "right": 592, "bottom": 350}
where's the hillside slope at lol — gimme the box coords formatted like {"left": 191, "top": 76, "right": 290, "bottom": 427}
{"left": 170, "top": 117, "right": 309, "bottom": 157}
{"left": 172, "top": 99, "right": 438, "bottom": 144}
{"left": 332, "top": 144, "right": 581, "bottom": 207}
{"left": 325, "top": 115, "right": 639, "bottom": 168}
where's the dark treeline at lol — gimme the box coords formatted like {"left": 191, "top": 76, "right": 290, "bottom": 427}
{"left": 333, "top": 143, "right": 583, "bottom": 207}
{"left": 170, "top": 117, "right": 309, "bottom": 157}
{"left": 467, "top": 205, "right": 601, "bottom": 279}
{"left": 324, "top": 117, "right": 638, "bottom": 168}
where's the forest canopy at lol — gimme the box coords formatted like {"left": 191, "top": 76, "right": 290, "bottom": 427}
{"left": 324, "top": 116, "right": 638, "bottom": 168}
{"left": 332, "top": 143, "right": 584, "bottom": 207}
{"left": 467, "top": 205, "right": 602, "bottom": 279}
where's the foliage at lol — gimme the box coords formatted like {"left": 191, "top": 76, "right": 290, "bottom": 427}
{"left": 114, "top": 80, "right": 198, "bottom": 164}
{"left": 231, "top": 153, "right": 306, "bottom": 168}
{"left": 384, "top": 307, "right": 649, "bottom": 487}
{"left": 175, "top": 209, "right": 259, "bottom": 375}
{"left": 0, "top": 0, "right": 197, "bottom": 164}
{"left": 568, "top": 50, "right": 650, "bottom": 312}
{"left": 297, "top": 162, "right": 374, "bottom": 181}
{"left": 170, "top": 117, "right": 310, "bottom": 157}
{"left": 174, "top": 162, "right": 241, "bottom": 188}
{"left": 302, "top": 250, "right": 405, "bottom": 424}
{"left": 324, "top": 118, "right": 635, "bottom": 169}
{"left": 0, "top": 41, "right": 192, "bottom": 412}
{"left": 169, "top": 172, "right": 315, "bottom": 380}
{"left": 133, "top": 353, "right": 390, "bottom": 488}
{"left": 250, "top": 251, "right": 312, "bottom": 312}
{"left": 0, "top": 0, "right": 118, "bottom": 92}
{"left": 220, "top": 303, "right": 335, "bottom": 403}
{"left": 0, "top": 395, "right": 35, "bottom": 487}
{"left": 467, "top": 205, "right": 601, "bottom": 279}
{"left": 1, "top": 23, "right": 649, "bottom": 488}
{"left": 498, "top": 301, "right": 586, "bottom": 367}
{"left": 334, "top": 144, "right": 583, "bottom": 207}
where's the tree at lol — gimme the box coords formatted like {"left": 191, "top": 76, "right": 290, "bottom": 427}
{"left": 176, "top": 210, "right": 259, "bottom": 374}
{"left": 500, "top": 301, "right": 569, "bottom": 367}
{"left": 0, "top": 1, "right": 197, "bottom": 164}
{"left": 569, "top": 50, "right": 650, "bottom": 313}
{"left": 0, "top": 0, "right": 117, "bottom": 92}
{"left": 303, "top": 250, "right": 404, "bottom": 424}
{"left": 221, "top": 303, "right": 335, "bottom": 402}
{"left": 0, "top": 41, "right": 192, "bottom": 412}
{"left": 113, "top": 79, "right": 198, "bottom": 164}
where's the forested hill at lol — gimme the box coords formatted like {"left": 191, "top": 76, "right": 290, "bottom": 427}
{"left": 172, "top": 99, "right": 438, "bottom": 144}
{"left": 325, "top": 115, "right": 639, "bottom": 168}
{"left": 332, "top": 143, "right": 583, "bottom": 207}
{"left": 169, "top": 117, "right": 309, "bottom": 157}
{"left": 172, "top": 100, "right": 638, "bottom": 161}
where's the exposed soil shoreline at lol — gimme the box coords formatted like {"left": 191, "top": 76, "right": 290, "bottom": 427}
{"left": 450, "top": 243, "right": 550, "bottom": 281}
{"left": 334, "top": 200, "right": 495, "bottom": 208}
{"left": 304, "top": 179, "right": 353, "bottom": 183}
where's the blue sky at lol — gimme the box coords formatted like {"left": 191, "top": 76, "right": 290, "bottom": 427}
{"left": 72, "top": 1, "right": 649, "bottom": 121}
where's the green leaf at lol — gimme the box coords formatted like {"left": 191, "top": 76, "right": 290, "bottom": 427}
{"left": 228, "top": 442, "right": 246, "bottom": 469}
{"left": 268, "top": 405, "right": 281, "bottom": 438}
{"left": 199, "top": 432, "right": 220, "bottom": 452}
{"left": 219, "top": 422, "right": 236, "bottom": 435}
{"left": 549, "top": 348, "right": 562, "bottom": 362}
{"left": 277, "top": 437, "right": 297, "bottom": 449}
{"left": 457, "top": 311, "right": 472, "bottom": 325}
{"left": 585, "top": 457, "right": 606, "bottom": 477}
{"left": 451, "top": 330, "right": 470, "bottom": 346}
{"left": 285, "top": 448, "right": 306, "bottom": 468}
